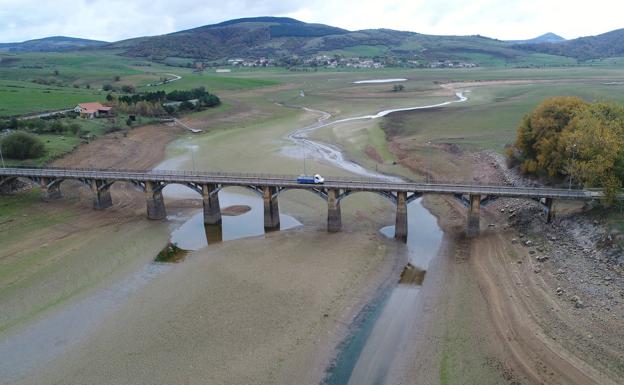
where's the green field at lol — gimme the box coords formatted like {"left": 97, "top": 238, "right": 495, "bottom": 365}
{"left": 3, "top": 49, "right": 624, "bottom": 169}
{"left": 0, "top": 50, "right": 280, "bottom": 117}
{"left": 0, "top": 79, "right": 106, "bottom": 116}
{"left": 380, "top": 81, "right": 624, "bottom": 151}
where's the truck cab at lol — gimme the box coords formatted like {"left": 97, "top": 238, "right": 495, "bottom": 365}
{"left": 297, "top": 174, "right": 325, "bottom": 184}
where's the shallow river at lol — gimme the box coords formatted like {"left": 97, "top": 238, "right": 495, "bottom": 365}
{"left": 162, "top": 90, "right": 467, "bottom": 384}
{"left": 279, "top": 94, "right": 466, "bottom": 384}
{"left": 0, "top": 87, "right": 466, "bottom": 385}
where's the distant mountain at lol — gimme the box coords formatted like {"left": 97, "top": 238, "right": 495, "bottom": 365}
{"left": 108, "top": 16, "right": 528, "bottom": 64}
{"left": 507, "top": 33, "right": 566, "bottom": 45}
{"left": 10, "top": 18, "right": 623, "bottom": 65}
{"left": 109, "top": 17, "right": 350, "bottom": 59}
{"left": 516, "top": 28, "right": 624, "bottom": 60}
{"left": 0, "top": 36, "right": 107, "bottom": 52}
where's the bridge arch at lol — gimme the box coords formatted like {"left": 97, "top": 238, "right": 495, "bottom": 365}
{"left": 158, "top": 181, "right": 203, "bottom": 196}
{"left": 276, "top": 187, "right": 328, "bottom": 201}
{"left": 337, "top": 189, "right": 398, "bottom": 205}
{"left": 216, "top": 184, "right": 264, "bottom": 197}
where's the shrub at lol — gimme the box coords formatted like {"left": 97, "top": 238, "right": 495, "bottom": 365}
{"left": 121, "top": 84, "right": 136, "bottom": 93}
{"left": 1, "top": 131, "right": 46, "bottom": 159}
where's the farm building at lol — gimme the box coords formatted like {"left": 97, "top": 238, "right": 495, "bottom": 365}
{"left": 74, "top": 102, "right": 112, "bottom": 119}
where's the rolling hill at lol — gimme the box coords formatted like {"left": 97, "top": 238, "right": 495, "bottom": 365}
{"left": 0, "top": 36, "right": 107, "bottom": 52}
{"left": 107, "top": 16, "right": 549, "bottom": 65}
{"left": 507, "top": 33, "right": 566, "bottom": 45}
{"left": 516, "top": 28, "right": 624, "bottom": 60}
{"left": 7, "top": 17, "right": 623, "bottom": 66}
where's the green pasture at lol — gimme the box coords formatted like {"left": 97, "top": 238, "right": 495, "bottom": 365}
{"left": 379, "top": 81, "right": 624, "bottom": 152}
{"left": 0, "top": 78, "right": 107, "bottom": 116}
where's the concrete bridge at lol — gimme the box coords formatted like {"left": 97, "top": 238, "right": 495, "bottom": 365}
{"left": 1, "top": 167, "right": 619, "bottom": 240}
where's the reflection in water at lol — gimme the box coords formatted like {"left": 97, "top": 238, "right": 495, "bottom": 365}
{"left": 324, "top": 198, "right": 443, "bottom": 385}
{"left": 153, "top": 150, "right": 302, "bottom": 251}
{"left": 168, "top": 190, "right": 302, "bottom": 251}
{"left": 204, "top": 224, "right": 223, "bottom": 244}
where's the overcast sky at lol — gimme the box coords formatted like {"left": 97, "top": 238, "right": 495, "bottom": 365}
{"left": 1, "top": 0, "right": 623, "bottom": 43}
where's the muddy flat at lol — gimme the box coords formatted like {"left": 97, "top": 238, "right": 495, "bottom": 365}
{"left": 15, "top": 229, "right": 402, "bottom": 385}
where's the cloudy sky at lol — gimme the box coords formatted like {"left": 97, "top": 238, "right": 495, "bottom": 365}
{"left": 1, "top": 0, "right": 623, "bottom": 43}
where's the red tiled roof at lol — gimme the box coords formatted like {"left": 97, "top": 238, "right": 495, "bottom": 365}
{"left": 77, "top": 102, "right": 112, "bottom": 114}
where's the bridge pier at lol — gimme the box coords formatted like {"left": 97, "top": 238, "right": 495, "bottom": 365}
{"left": 327, "top": 189, "right": 341, "bottom": 232}
{"left": 544, "top": 197, "right": 555, "bottom": 223}
{"left": 204, "top": 224, "right": 223, "bottom": 244}
{"left": 466, "top": 194, "right": 481, "bottom": 237}
{"left": 263, "top": 186, "right": 280, "bottom": 230}
{"left": 91, "top": 180, "right": 112, "bottom": 209}
{"left": 145, "top": 181, "right": 166, "bottom": 220}
{"left": 202, "top": 184, "right": 221, "bottom": 225}
{"left": 0, "top": 176, "right": 17, "bottom": 193}
{"left": 395, "top": 191, "right": 408, "bottom": 241}
{"left": 40, "top": 177, "right": 61, "bottom": 201}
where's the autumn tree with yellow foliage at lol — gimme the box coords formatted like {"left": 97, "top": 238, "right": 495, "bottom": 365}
{"left": 508, "top": 96, "right": 624, "bottom": 202}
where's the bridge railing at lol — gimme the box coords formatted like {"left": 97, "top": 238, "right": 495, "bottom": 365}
{"left": 0, "top": 165, "right": 586, "bottom": 190}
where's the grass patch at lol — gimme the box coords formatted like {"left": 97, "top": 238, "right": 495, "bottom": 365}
{"left": 155, "top": 242, "right": 187, "bottom": 263}
{"left": 150, "top": 73, "right": 279, "bottom": 92}
{"left": 0, "top": 189, "right": 41, "bottom": 216}
{"left": 379, "top": 81, "right": 624, "bottom": 153}
{"left": 0, "top": 79, "right": 105, "bottom": 117}
{"left": 2, "top": 133, "right": 80, "bottom": 167}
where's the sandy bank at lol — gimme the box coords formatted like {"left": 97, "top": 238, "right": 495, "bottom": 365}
{"left": 53, "top": 123, "right": 182, "bottom": 170}
{"left": 18, "top": 228, "right": 403, "bottom": 385}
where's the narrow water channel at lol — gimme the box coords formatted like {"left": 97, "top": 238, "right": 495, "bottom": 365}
{"left": 278, "top": 91, "right": 466, "bottom": 385}
{"left": 324, "top": 199, "right": 442, "bottom": 385}
{"left": 146, "top": 88, "right": 466, "bottom": 384}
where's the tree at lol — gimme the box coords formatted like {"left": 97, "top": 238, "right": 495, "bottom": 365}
{"left": 68, "top": 123, "right": 82, "bottom": 136}
{"left": 392, "top": 84, "right": 405, "bottom": 92}
{"left": 49, "top": 121, "right": 65, "bottom": 133}
{"left": 179, "top": 100, "right": 195, "bottom": 111}
{"left": 102, "top": 83, "right": 113, "bottom": 91}
{"left": 1, "top": 131, "right": 46, "bottom": 159}
{"left": 121, "top": 84, "right": 136, "bottom": 93}
{"left": 8, "top": 117, "right": 18, "bottom": 130}
{"left": 560, "top": 102, "right": 624, "bottom": 201}
{"left": 509, "top": 97, "right": 624, "bottom": 202}
{"left": 513, "top": 96, "right": 587, "bottom": 176}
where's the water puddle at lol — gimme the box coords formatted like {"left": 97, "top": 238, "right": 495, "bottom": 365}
{"left": 168, "top": 199, "right": 301, "bottom": 251}
{"left": 154, "top": 157, "right": 302, "bottom": 252}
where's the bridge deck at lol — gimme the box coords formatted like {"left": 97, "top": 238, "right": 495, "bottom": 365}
{"left": 1, "top": 167, "right": 619, "bottom": 201}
